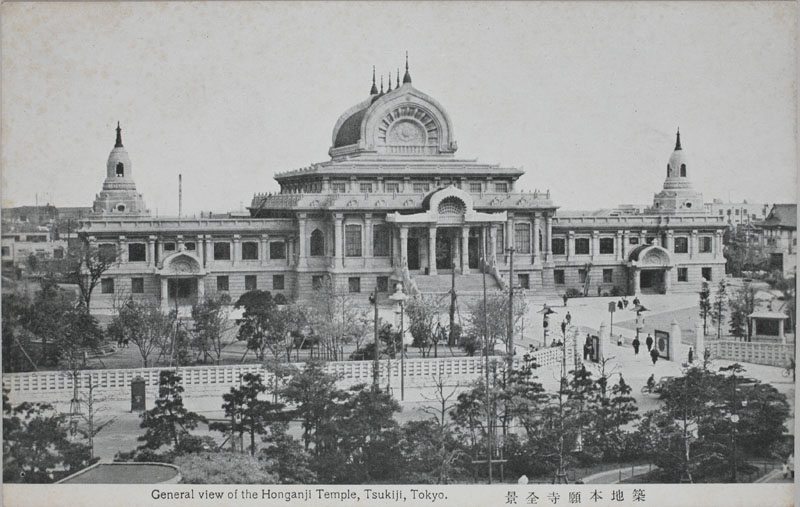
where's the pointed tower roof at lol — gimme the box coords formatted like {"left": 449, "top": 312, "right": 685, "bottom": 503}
{"left": 115, "top": 122, "right": 124, "bottom": 148}
{"left": 370, "top": 66, "right": 378, "bottom": 95}
{"left": 674, "top": 128, "right": 682, "bottom": 151}
{"left": 396, "top": 68, "right": 400, "bottom": 89}
{"left": 387, "top": 71, "right": 393, "bottom": 92}
{"left": 403, "top": 51, "right": 412, "bottom": 84}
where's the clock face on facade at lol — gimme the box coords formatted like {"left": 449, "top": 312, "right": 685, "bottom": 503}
{"left": 388, "top": 120, "right": 425, "bottom": 145}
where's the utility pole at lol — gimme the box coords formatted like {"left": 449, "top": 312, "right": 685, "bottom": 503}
{"left": 506, "top": 246, "right": 515, "bottom": 370}
{"left": 482, "top": 227, "right": 492, "bottom": 483}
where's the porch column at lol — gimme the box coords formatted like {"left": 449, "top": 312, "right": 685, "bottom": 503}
{"left": 297, "top": 213, "right": 307, "bottom": 267}
{"left": 232, "top": 235, "right": 240, "bottom": 266}
{"left": 428, "top": 226, "right": 437, "bottom": 275}
{"left": 690, "top": 230, "right": 698, "bottom": 259}
{"left": 615, "top": 231, "right": 624, "bottom": 261}
{"left": 334, "top": 214, "right": 343, "bottom": 268}
{"left": 196, "top": 235, "right": 204, "bottom": 266}
{"left": 506, "top": 213, "right": 514, "bottom": 260}
{"left": 260, "top": 234, "right": 269, "bottom": 264}
{"left": 160, "top": 277, "right": 169, "bottom": 311}
{"left": 197, "top": 276, "right": 205, "bottom": 300}
{"left": 780, "top": 320, "right": 786, "bottom": 344}
{"left": 544, "top": 214, "right": 553, "bottom": 262}
{"left": 489, "top": 225, "right": 497, "bottom": 262}
{"left": 639, "top": 230, "right": 647, "bottom": 245}
{"left": 176, "top": 235, "right": 184, "bottom": 251}
{"left": 400, "top": 226, "right": 409, "bottom": 268}
{"left": 532, "top": 213, "right": 541, "bottom": 265}
{"left": 633, "top": 268, "right": 641, "bottom": 295}
{"left": 364, "top": 213, "right": 373, "bottom": 258}
{"left": 461, "top": 226, "right": 470, "bottom": 274}
{"left": 663, "top": 267, "right": 672, "bottom": 293}
{"left": 591, "top": 230, "right": 599, "bottom": 261}
{"left": 157, "top": 237, "right": 164, "bottom": 263}
{"left": 147, "top": 235, "right": 156, "bottom": 267}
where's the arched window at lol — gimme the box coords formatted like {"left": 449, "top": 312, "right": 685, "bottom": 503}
{"left": 438, "top": 197, "right": 465, "bottom": 215}
{"left": 310, "top": 229, "right": 325, "bottom": 256}
{"left": 116, "top": 162, "right": 124, "bottom": 177}
{"left": 680, "top": 163, "right": 686, "bottom": 177}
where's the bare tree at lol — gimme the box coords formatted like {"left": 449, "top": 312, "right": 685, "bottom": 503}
{"left": 62, "top": 234, "right": 120, "bottom": 311}
{"left": 304, "top": 276, "right": 367, "bottom": 360}
{"left": 109, "top": 300, "right": 175, "bottom": 367}
{"left": 420, "top": 370, "right": 460, "bottom": 428}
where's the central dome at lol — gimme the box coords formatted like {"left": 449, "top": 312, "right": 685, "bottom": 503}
{"left": 329, "top": 75, "right": 457, "bottom": 160}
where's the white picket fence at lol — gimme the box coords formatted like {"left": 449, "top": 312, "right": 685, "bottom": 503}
{"left": 707, "top": 340, "right": 795, "bottom": 367}
{"left": 3, "top": 347, "right": 565, "bottom": 396}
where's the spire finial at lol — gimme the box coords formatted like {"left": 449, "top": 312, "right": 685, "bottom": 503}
{"left": 397, "top": 67, "right": 400, "bottom": 88}
{"left": 403, "top": 51, "right": 412, "bottom": 84}
{"left": 370, "top": 66, "right": 378, "bottom": 95}
{"left": 387, "top": 71, "right": 393, "bottom": 92}
{"left": 115, "top": 122, "right": 123, "bottom": 148}
{"left": 380, "top": 74, "right": 384, "bottom": 94}
{"left": 675, "top": 128, "right": 682, "bottom": 151}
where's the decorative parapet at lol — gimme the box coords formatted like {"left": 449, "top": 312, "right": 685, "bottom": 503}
{"left": 80, "top": 217, "right": 295, "bottom": 234}
{"left": 553, "top": 214, "right": 725, "bottom": 228}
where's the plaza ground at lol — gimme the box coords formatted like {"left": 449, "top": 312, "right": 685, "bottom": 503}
{"left": 71, "top": 291, "right": 795, "bottom": 485}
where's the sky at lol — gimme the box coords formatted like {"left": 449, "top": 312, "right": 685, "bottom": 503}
{"left": 2, "top": 2, "right": 797, "bottom": 215}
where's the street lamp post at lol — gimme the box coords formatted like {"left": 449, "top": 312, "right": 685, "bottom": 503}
{"left": 506, "top": 246, "right": 515, "bottom": 371}
{"left": 389, "top": 284, "right": 408, "bottom": 401}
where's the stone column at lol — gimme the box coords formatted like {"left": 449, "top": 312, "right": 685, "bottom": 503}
{"left": 694, "top": 321, "right": 705, "bottom": 354}
{"left": 204, "top": 236, "right": 213, "bottom": 266}
{"left": 196, "top": 235, "right": 204, "bottom": 266}
{"left": 532, "top": 213, "right": 541, "bottom": 265}
{"left": 461, "top": 226, "right": 470, "bottom": 274}
{"left": 364, "top": 213, "right": 373, "bottom": 258}
{"left": 615, "top": 231, "right": 624, "bottom": 261}
{"left": 157, "top": 237, "right": 164, "bottom": 264}
{"left": 714, "top": 230, "right": 723, "bottom": 259}
{"left": 633, "top": 268, "right": 641, "bottom": 294}
{"left": 591, "top": 230, "right": 599, "bottom": 261}
{"left": 334, "top": 214, "right": 344, "bottom": 267}
{"left": 147, "top": 236, "right": 156, "bottom": 266}
{"left": 400, "top": 226, "right": 409, "bottom": 268}
{"left": 544, "top": 214, "right": 553, "bottom": 262}
{"left": 663, "top": 267, "right": 672, "bottom": 293}
{"left": 639, "top": 230, "right": 647, "bottom": 245}
{"left": 621, "top": 230, "right": 629, "bottom": 260}
{"left": 118, "top": 235, "right": 127, "bottom": 263}
{"left": 665, "top": 230, "right": 674, "bottom": 253}
{"left": 428, "top": 226, "right": 437, "bottom": 275}
{"left": 690, "top": 230, "right": 698, "bottom": 259}
{"left": 232, "top": 235, "right": 240, "bottom": 266}
{"left": 567, "top": 231, "right": 575, "bottom": 261}
{"left": 197, "top": 276, "right": 205, "bottom": 300}
{"left": 287, "top": 236, "right": 294, "bottom": 266}
{"left": 780, "top": 319, "right": 786, "bottom": 344}
{"left": 322, "top": 177, "right": 330, "bottom": 193}
{"left": 297, "top": 213, "right": 307, "bottom": 267}
{"left": 160, "top": 277, "right": 169, "bottom": 311}
{"left": 176, "top": 235, "right": 184, "bottom": 251}
{"left": 260, "top": 234, "right": 269, "bottom": 263}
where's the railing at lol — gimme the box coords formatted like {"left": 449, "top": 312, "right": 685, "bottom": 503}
{"left": 3, "top": 348, "right": 564, "bottom": 393}
{"left": 707, "top": 340, "right": 795, "bottom": 367}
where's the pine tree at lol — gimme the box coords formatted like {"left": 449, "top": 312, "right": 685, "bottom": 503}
{"left": 137, "top": 370, "right": 206, "bottom": 455}
{"left": 710, "top": 279, "right": 728, "bottom": 339}
{"left": 698, "top": 280, "right": 712, "bottom": 337}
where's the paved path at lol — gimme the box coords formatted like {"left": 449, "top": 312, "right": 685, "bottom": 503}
{"left": 581, "top": 465, "right": 652, "bottom": 484}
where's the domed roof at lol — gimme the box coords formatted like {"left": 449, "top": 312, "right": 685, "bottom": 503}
{"left": 333, "top": 107, "right": 368, "bottom": 148}
{"left": 666, "top": 130, "right": 688, "bottom": 178}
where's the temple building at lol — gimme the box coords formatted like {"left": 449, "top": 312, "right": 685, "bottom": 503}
{"left": 80, "top": 59, "right": 727, "bottom": 313}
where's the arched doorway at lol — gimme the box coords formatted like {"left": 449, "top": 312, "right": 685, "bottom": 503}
{"left": 628, "top": 245, "right": 673, "bottom": 295}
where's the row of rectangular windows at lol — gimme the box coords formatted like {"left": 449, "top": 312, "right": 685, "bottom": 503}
{"left": 550, "top": 236, "right": 713, "bottom": 255}
{"left": 99, "top": 274, "right": 288, "bottom": 295}
{"left": 322, "top": 181, "right": 510, "bottom": 194}
{"left": 106, "top": 241, "right": 288, "bottom": 262}
{"left": 551, "top": 266, "right": 713, "bottom": 285}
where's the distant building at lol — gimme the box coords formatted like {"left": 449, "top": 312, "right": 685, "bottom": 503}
{"left": 755, "top": 204, "right": 797, "bottom": 276}
{"left": 704, "top": 199, "right": 770, "bottom": 227}
{"left": 77, "top": 62, "right": 727, "bottom": 313}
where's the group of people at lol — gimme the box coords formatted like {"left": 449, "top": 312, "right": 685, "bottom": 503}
{"left": 631, "top": 333, "right": 660, "bottom": 364}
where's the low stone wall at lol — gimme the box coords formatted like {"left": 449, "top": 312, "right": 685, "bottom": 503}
{"left": 707, "top": 340, "right": 795, "bottom": 367}
{"left": 3, "top": 348, "right": 564, "bottom": 405}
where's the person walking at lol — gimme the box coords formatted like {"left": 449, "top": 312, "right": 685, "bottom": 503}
{"left": 687, "top": 346, "right": 694, "bottom": 364}
{"left": 563, "top": 294, "right": 569, "bottom": 306}
{"left": 632, "top": 336, "right": 640, "bottom": 355}
{"left": 565, "top": 311, "right": 572, "bottom": 326}
{"left": 650, "top": 346, "right": 659, "bottom": 365}
{"left": 645, "top": 333, "right": 654, "bottom": 352}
